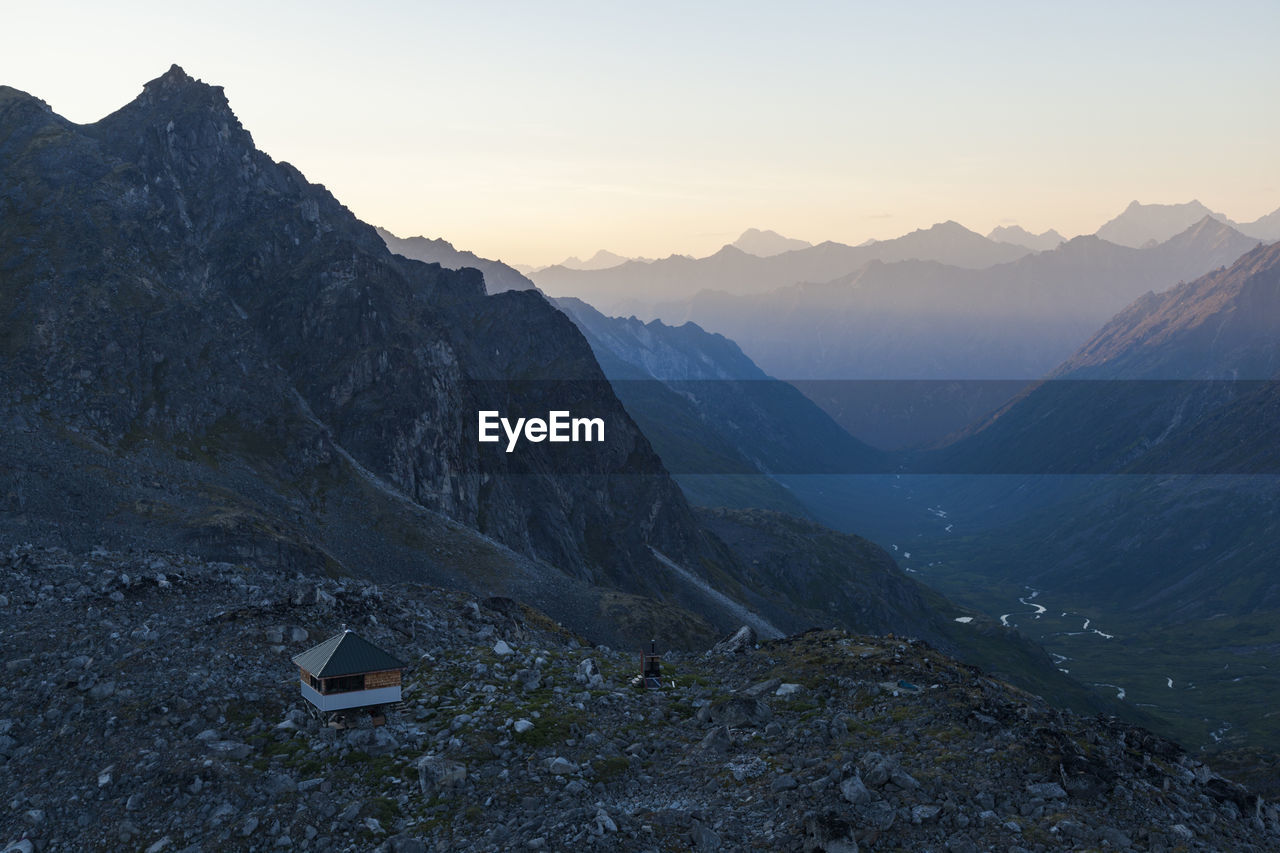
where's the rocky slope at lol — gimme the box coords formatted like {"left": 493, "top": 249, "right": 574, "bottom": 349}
{"left": 3, "top": 545, "right": 1276, "bottom": 853}
{"left": 0, "top": 66, "right": 725, "bottom": 607}
{"left": 554, "top": 297, "right": 883, "bottom": 512}
{"left": 376, "top": 228, "right": 537, "bottom": 294}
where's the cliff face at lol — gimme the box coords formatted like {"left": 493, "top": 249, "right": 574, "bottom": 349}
{"left": 0, "top": 66, "right": 703, "bottom": 590}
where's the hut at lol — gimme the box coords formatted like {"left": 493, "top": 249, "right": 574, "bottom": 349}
{"left": 292, "top": 629, "right": 406, "bottom": 713}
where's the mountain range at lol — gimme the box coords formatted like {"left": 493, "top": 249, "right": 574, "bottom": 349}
{"left": 634, "top": 217, "right": 1259, "bottom": 448}
{"left": 530, "top": 221, "right": 1034, "bottom": 316}
{"left": 1096, "top": 199, "right": 1280, "bottom": 248}
{"left": 730, "top": 227, "right": 812, "bottom": 256}
{"left": 827, "top": 241, "right": 1280, "bottom": 783}
{"left": 0, "top": 67, "right": 1114, "bottom": 714}
{"left": 987, "top": 224, "right": 1065, "bottom": 251}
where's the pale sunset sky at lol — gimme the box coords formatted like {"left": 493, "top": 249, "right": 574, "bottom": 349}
{"left": 4, "top": 1, "right": 1278, "bottom": 266}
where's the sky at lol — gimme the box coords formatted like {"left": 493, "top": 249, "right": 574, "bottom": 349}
{"left": 4, "top": 1, "right": 1279, "bottom": 266}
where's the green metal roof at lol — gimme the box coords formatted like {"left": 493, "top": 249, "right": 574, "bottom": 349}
{"left": 291, "top": 630, "right": 405, "bottom": 678}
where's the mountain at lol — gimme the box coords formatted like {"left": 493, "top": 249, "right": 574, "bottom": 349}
{"left": 880, "top": 241, "right": 1280, "bottom": 774}
{"left": 530, "top": 221, "right": 1032, "bottom": 317}
{"left": 1095, "top": 199, "right": 1232, "bottom": 248}
{"left": 557, "top": 248, "right": 639, "bottom": 270}
{"left": 987, "top": 224, "right": 1065, "bottom": 251}
{"left": 730, "top": 227, "right": 812, "bottom": 257}
{"left": 375, "top": 227, "right": 537, "bottom": 293}
{"left": 1236, "top": 205, "right": 1280, "bottom": 242}
{"left": 936, "top": 240, "right": 1280, "bottom": 474}
{"left": 553, "top": 297, "right": 883, "bottom": 511}
{"left": 642, "top": 217, "right": 1260, "bottom": 448}
{"left": 0, "top": 65, "right": 1101, "bottom": 720}
{"left": 0, "top": 66, "right": 768, "bottom": 646}
{"left": 1095, "top": 199, "right": 1280, "bottom": 247}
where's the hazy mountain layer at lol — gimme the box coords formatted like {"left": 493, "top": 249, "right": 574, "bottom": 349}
{"left": 631, "top": 218, "right": 1259, "bottom": 447}
{"left": 531, "top": 221, "right": 1032, "bottom": 315}
{"left": 1095, "top": 199, "right": 1280, "bottom": 247}
{"left": 731, "top": 227, "right": 812, "bottom": 257}
{"left": 987, "top": 224, "right": 1065, "bottom": 251}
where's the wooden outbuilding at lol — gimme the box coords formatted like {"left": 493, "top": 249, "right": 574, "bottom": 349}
{"left": 291, "top": 629, "right": 406, "bottom": 713}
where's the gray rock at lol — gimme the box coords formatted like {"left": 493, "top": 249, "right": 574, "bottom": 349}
{"left": 771, "top": 773, "right": 798, "bottom": 792}
{"left": 1025, "top": 781, "right": 1067, "bottom": 799}
{"left": 594, "top": 808, "right": 617, "bottom": 834}
{"left": 493, "top": 640, "right": 514, "bottom": 656}
{"left": 911, "top": 804, "right": 941, "bottom": 823}
{"left": 704, "top": 695, "right": 772, "bottom": 728}
{"left": 840, "top": 775, "right": 872, "bottom": 805}
{"left": 88, "top": 679, "right": 116, "bottom": 700}
{"left": 697, "top": 725, "right": 731, "bottom": 754}
{"left": 263, "top": 773, "right": 297, "bottom": 795}
{"left": 1099, "top": 826, "right": 1132, "bottom": 847}
{"left": 1054, "top": 819, "right": 1088, "bottom": 839}
{"left": 547, "top": 757, "right": 576, "bottom": 775}
{"left": 417, "top": 756, "right": 466, "bottom": 796}
{"left": 889, "top": 767, "right": 921, "bottom": 789}
{"left": 743, "top": 678, "right": 781, "bottom": 697}
{"left": 691, "top": 818, "right": 721, "bottom": 850}
{"left": 205, "top": 740, "right": 253, "bottom": 760}
{"left": 709, "top": 625, "right": 755, "bottom": 657}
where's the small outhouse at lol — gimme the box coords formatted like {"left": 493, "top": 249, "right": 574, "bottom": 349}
{"left": 291, "top": 629, "right": 406, "bottom": 713}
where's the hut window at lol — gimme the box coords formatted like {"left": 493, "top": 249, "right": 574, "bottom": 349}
{"left": 326, "top": 674, "right": 365, "bottom": 693}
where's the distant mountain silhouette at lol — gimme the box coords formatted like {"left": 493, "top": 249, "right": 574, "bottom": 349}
{"left": 987, "top": 224, "right": 1066, "bottom": 251}
{"left": 731, "top": 228, "right": 812, "bottom": 257}
{"left": 634, "top": 218, "right": 1259, "bottom": 447}
{"left": 532, "top": 221, "right": 1032, "bottom": 314}
{"left": 1237, "top": 206, "right": 1280, "bottom": 242}
{"left": 1095, "top": 199, "right": 1235, "bottom": 248}
{"left": 557, "top": 248, "right": 645, "bottom": 271}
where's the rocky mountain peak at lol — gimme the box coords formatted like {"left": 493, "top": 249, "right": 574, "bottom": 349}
{"left": 135, "top": 63, "right": 232, "bottom": 113}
